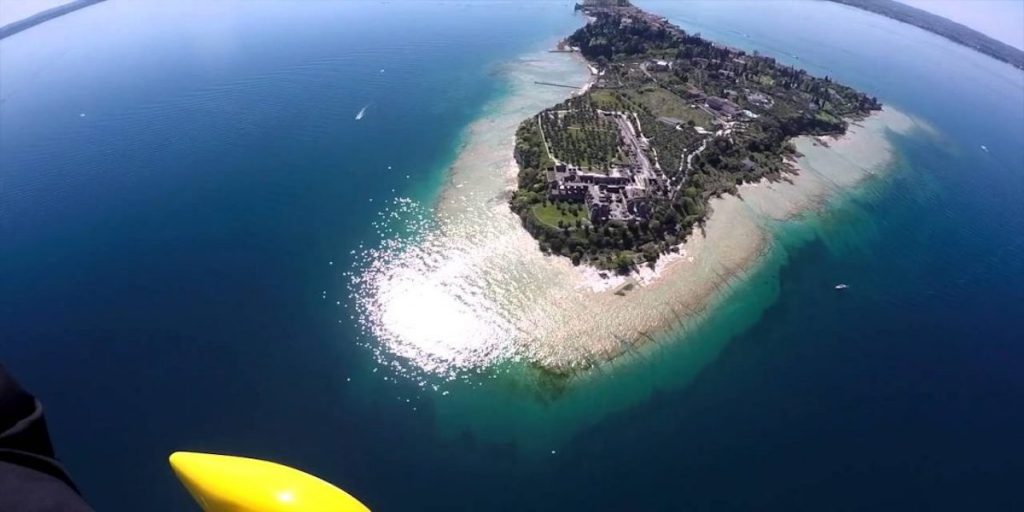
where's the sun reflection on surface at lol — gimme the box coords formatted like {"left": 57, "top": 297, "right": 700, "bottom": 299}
{"left": 350, "top": 198, "right": 520, "bottom": 379}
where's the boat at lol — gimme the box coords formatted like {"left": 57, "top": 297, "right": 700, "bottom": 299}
{"left": 355, "top": 105, "right": 368, "bottom": 120}
{"left": 834, "top": 283, "right": 848, "bottom": 290}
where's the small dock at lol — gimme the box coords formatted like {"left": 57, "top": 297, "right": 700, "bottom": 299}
{"left": 534, "top": 81, "right": 580, "bottom": 90}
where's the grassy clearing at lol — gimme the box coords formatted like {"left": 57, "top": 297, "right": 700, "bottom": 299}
{"left": 628, "top": 87, "right": 714, "bottom": 128}
{"left": 589, "top": 89, "right": 624, "bottom": 110}
{"left": 531, "top": 202, "right": 589, "bottom": 229}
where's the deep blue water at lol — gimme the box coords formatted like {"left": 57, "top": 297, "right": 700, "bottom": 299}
{"left": 2, "top": 1, "right": 1023, "bottom": 510}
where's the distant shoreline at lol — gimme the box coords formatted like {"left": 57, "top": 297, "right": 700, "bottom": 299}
{"left": 0, "top": 0, "right": 106, "bottom": 40}
{"left": 826, "top": 0, "right": 1024, "bottom": 71}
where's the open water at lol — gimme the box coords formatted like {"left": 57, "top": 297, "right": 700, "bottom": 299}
{"left": 1, "top": 0, "right": 1021, "bottom": 509}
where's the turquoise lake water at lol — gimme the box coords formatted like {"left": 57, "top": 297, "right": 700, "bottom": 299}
{"left": 2, "top": 0, "right": 1022, "bottom": 509}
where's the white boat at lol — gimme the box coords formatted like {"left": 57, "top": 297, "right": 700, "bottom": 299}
{"left": 981, "top": 145, "right": 988, "bottom": 152}
{"left": 834, "top": 284, "right": 848, "bottom": 290}
{"left": 355, "top": 105, "right": 368, "bottom": 120}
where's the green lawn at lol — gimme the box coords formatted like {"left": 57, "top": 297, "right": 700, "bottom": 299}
{"left": 815, "top": 110, "right": 841, "bottom": 125}
{"left": 589, "top": 89, "right": 624, "bottom": 110}
{"left": 627, "top": 87, "right": 714, "bottom": 128}
{"left": 531, "top": 202, "right": 589, "bottom": 229}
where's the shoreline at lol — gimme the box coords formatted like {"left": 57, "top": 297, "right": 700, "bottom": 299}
{"left": 0, "top": 0, "right": 105, "bottom": 40}
{"left": 597, "top": 107, "right": 920, "bottom": 286}
{"left": 523, "top": 107, "right": 923, "bottom": 372}
{"left": 505, "top": 106, "right": 923, "bottom": 373}
{"left": 355, "top": 41, "right": 925, "bottom": 377}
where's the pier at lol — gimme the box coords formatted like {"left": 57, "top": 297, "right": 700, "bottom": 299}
{"left": 534, "top": 81, "right": 581, "bottom": 90}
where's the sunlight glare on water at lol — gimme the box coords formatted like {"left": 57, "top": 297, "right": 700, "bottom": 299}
{"left": 347, "top": 50, "right": 597, "bottom": 380}
{"left": 350, "top": 198, "right": 519, "bottom": 379}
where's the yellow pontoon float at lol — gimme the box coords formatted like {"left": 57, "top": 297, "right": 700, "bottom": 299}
{"left": 169, "top": 452, "right": 370, "bottom": 511}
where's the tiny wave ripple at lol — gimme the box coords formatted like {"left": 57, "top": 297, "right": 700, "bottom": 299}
{"left": 348, "top": 198, "right": 521, "bottom": 379}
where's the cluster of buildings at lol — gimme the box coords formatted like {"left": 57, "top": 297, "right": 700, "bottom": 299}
{"left": 547, "top": 163, "right": 647, "bottom": 222}
{"left": 705, "top": 96, "right": 741, "bottom": 117}
{"left": 539, "top": 77, "right": 773, "bottom": 223}
{"left": 545, "top": 111, "right": 670, "bottom": 222}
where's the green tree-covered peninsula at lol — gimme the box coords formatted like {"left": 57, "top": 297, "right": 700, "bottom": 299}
{"left": 511, "top": 0, "right": 881, "bottom": 272}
